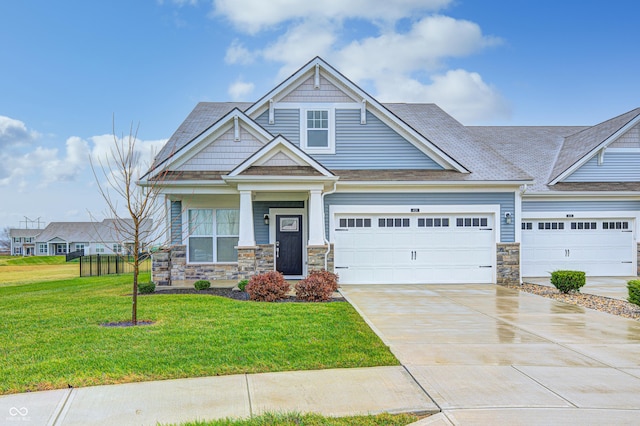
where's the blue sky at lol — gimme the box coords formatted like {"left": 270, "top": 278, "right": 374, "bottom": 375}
{"left": 1, "top": 0, "right": 639, "bottom": 230}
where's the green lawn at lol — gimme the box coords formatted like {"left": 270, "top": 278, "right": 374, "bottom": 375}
{"left": 172, "top": 412, "right": 420, "bottom": 426}
{"left": 0, "top": 273, "right": 398, "bottom": 395}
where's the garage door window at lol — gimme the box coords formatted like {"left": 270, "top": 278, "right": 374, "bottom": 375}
{"left": 522, "top": 222, "right": 533, "bottom": 230}
{"left": 538, "top": 222, "right": 564, "bottom": 230}
{"left": 603, "top": 221, "right": 629, "bottom": 230}
{"left": 571, "top": 222, "right": 597, "bottom": 230}
{"left": 378, "top": 218, "right": 410, "bottom": 227}
{"left": 339, "top": 218, "right": 371, "bottom": 228}
{"left": 456, "top": 217, "right": 488, "bottom": 227}
{"left": 418, "top": 217, "right": 449, "bottom": 227}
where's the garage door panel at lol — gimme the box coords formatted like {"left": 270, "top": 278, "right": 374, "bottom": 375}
{"left": 334, "top": 213, "right": 496, "bottom": 284}
{"left": 522, "top": 219, "right": 635, "bottom": 277}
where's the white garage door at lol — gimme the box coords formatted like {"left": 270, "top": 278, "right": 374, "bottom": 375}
{"left": 333, "top": 214, "right": 495, "bottom": 284}
{"left": 522, "top": 219, "right": 636, "bottom": 276}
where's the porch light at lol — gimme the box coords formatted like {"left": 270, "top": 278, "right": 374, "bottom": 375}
{"left": 505, "top": 212, "right": 513, "bottom": 225}
{"left": 264, "top": 214, "right": 270, "bottom": 225}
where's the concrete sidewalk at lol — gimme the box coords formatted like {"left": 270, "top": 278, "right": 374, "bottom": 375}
{"left": 524, "top": 276, "right": 635, "bottom": 301}
{"left": 0, "top": 366, "right": 438, "bottom": 425}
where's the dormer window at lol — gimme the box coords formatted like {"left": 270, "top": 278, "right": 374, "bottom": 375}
{"left": 301, "top": 108, "right": 334, "bottom": 153}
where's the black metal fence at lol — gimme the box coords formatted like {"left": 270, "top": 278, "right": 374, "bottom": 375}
{"left": 80, "top": 254, "right": 151, "bottom": 277}
{"left": 66, "top": 249, "right": 84, "bottom": 262}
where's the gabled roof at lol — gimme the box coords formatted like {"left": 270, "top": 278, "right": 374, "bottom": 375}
{"left": 148, "top": 102, "right": 253, "bottom": 176}
{"left": 549, "top": 108, "right": 640, "bottom": 184}
{"left": 388, "top": 104, "right": 532, "bottom": 181}
{"left": 468, "top": 126, "right": 586, "bottom": 191}
{"left": 35, "top": 219, "right": 152, "bottom": 244}
{"left": 9, "top": 228, "right": 41, "bottom": 238}
{"left": 227, "top": 135, "right": 335, "bottom": 179}
{"left": 245, "top": 57, "right": 468, "bottom": 173}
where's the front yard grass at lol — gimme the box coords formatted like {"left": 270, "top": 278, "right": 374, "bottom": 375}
{"left": 0, "top": 273, "right": 398, "bottom": 395}
{"left": 0, "top": 255, "right": 77, "bottom": 286}
{"left": 172, "top": 412, "right": 420, "bottom": 425}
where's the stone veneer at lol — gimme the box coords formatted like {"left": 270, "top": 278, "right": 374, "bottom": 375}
{"left": 496, "top": 243, "right": 520, "bottom": 285}
{"left": 307, "top": 244, "right": 334, "bottom": 272}
{"left": 152, "top": 244, "right": 277, "bottom": 286}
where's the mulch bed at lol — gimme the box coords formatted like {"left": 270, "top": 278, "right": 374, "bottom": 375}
{"left": 151, "top": 287, "right": 345, "bottom": 303}
{"left": 502, "top": 282, "right": 640, "bottom": 321}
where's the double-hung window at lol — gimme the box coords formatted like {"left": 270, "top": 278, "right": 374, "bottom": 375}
{"left": 188, "top": 209, "right": 239, "bottom": 263}
{"left": 38, "top": 243, "right": 48, "bottom": 254}
{"left": 301, "top": 108, "right": 334, "bottom": 153}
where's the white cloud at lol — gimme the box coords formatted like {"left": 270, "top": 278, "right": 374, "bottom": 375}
{"left": 225, "top": 40, "right": 255, "bottom": 65}
{"left": 228, "top": 79, "right": 255, "bottom": 100}
{"left": 376, "top": 69, "right": 510, "bottom": 124}
{"left": 213, "top": 0, "right": 451, "bottom": 34}
{"left": 0, "top": 116, "right": 38, "bottom": 147}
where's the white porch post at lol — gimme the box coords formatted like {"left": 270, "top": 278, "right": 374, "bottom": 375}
{"left": 308, "top": 189, "right": 325, "bottom": 246}
{"left": 238, "top": 190, "right": 256, "bottom": 247}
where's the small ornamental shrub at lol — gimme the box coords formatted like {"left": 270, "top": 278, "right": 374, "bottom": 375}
{"left": 138, "top": 282, "right": 155, "bottom": 294}
{"left": 295, "top": 270, "right": 339, "bottom": 302}
{"left": 628, "top": 280, "right": 640, "bottom": 307}
{"left": 550, "top": 270, "right": 586, "bottom": 294}
{"left": 237, "top": 279, "right": 249, "bottom": 292}
{"left": 194, "top": 280, "right": 211, "bottom": 291}
{"left": 246, "top": 271, "right": 289, "bottom": 302}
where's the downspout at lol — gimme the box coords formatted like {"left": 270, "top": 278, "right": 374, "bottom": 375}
{"left": 322, "top": 181, "right": 338, "bottom": 270}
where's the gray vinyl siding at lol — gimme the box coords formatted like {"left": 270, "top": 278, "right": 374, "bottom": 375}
{"left": 170, "top": 200, "right": 182, "bottom": 245}
{"left": 325, "top": 192, "right": 515, "bottom": 242}
{"left": 523, "top": 200, "right": 640, "bottom": 212}
{"left": 256, "top": 109, "right": 300, "bottom": 144}
{"left": 253, "top": 201, "right": 305, "bottom": 244}
{"left": 564, "top": 152, "right": 640, "bottom": 182}
{"left": 256, "top": 109, "right": 442, "bottom": 170}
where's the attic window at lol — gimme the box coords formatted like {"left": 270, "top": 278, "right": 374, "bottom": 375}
{"left": 301, "top": 108, "right": 334, "bottom": 153}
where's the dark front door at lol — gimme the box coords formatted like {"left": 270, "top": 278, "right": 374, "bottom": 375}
{"left": 276, "top": 215, "right": 303, "bottom": 275}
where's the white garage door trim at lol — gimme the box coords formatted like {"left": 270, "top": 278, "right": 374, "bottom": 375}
{"left": 330, "top": 205, "right": 501, "bottom": 284}
{"left": 521, "top": 211, "right": 638, "bottom": 277}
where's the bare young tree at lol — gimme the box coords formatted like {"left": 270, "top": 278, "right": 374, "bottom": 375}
{"left": 0, "top": 227, "right": 11, "bottom": 253}
{"left": 90, "top": 120, "right": 169, "bottom": 325}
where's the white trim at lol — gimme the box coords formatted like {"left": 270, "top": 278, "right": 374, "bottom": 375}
{"left": 522, "top": 210, "right": 640, "bottom": 222}
{"left": 268, "top": 208, "right": 308, "bottom": 277}
{"left": 606, "top": 147, "right": 640, "bottom": 153}
{"left": 300, "top": 107, "right": 335, "bottom": 154}
{"left": 550, "top": 113, "right": 640, "bottom": 184}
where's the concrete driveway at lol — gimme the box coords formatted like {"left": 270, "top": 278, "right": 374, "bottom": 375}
{"left": 340, "top": 284, "right": 640, "bottom": 425}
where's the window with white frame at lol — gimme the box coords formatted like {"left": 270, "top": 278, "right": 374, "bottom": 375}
{"left": 113, "top": 244, "right": 122, "bottom": 253}
{"left": 188, "top": 209, "right": 240, "bottom": 263}
{"left": 38, "top": 243, "right": 48, "bottom": 254}
{"left": 24, "top": 237, "right": 33, "bottom": 243}
{"left": 13, "top": 237, "right": 21, "bottom": 243}
{"left": 301, "top": 109, "right": 334, "bottom": 153}
{"left": 75, "top": 243, "right": 86, "bottom": 252}
{"left": 14, "top": 247, "right": 22, "bottom": 255}
{"left": 95, "top": 244, "right": 105, "bottom": 253}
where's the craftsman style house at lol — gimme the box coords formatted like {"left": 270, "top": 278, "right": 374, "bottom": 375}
{"left": 144, "top": 57, "right": 640, "bottom": 286}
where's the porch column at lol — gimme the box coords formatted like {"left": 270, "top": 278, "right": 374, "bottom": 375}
{"left": 308, "top": 189, "right": 325, "bottom": 246}
{"left": 238, "top": 190, "right": 256, "bottom": 247}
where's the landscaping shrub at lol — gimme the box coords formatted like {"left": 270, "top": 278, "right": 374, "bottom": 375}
{"left": 138, "top": 282, "right": 155, "bottom": 294}
{"left": 628, "top": 280, "right": 640, "bottom": 307}
{"left": 246, "top": 271, "right": 289, "bottom": 302}
{"left": 295, "top": 270, "right": 339, "bottom": 302}
{"left": 237, "top": 279, "right": 249, "bottom": 292}
{"left": 194, "top": 280, "right": 211, "bottom": 291}
{"left": 550, "top": 270, "right": 586, "bottom": 294}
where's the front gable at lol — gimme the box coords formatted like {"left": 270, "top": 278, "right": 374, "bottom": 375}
{"left": 168, "top": 109, "right": 274, "bottom": 173}
{"left": 551, "top": 108, "right": 640, "bottom": 184}
{"left": 227, "top": 135, "right": 334, "bottom": 179}
{"left": 245, "top": 57, "right": 466, "bottom": 173}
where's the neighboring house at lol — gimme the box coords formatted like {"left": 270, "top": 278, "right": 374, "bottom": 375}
{"left": 9, "top": 219, "right": 152, "bottom": 256}
{"left": 142, "top": 57, "right": 640, "bottom": 287}
{"left": 9, "top": 228, "right": 41, "bottom": 256}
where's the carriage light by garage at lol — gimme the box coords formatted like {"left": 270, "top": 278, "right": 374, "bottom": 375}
{"left": 504, "top": 212, "right": 513, "bottom": 225}
{"left": 264, "top": 214, "right": 269, "bottom": 225}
